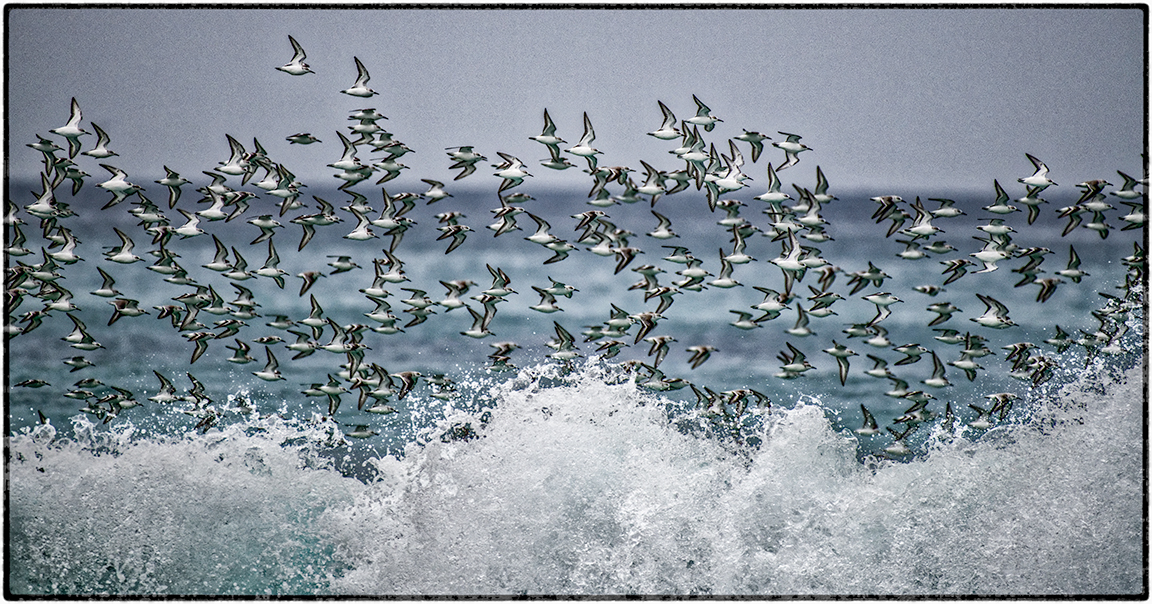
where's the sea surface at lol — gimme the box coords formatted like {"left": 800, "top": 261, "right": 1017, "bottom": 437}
{"left": 5, "top": 134, "right": 1147, "bottom": 594}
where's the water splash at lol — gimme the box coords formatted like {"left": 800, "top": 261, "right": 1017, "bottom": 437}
{"left": 7, "top": 416, "right": 366, "bottom": 595}
{"left": 321, "top": 362, "right": 1143, "bottom": 596}
{"left": 8, "top": 353, "right": 1144, "bottom": 596}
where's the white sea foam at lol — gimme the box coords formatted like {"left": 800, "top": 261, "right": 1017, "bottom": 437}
{"left": 7, "top": 416, "right": 366, "bottom": 595}
{"left": 322, "top": 361, "right": 1144, "bottom": 596}
{"left": 7, "top": 359, "right": 1145, "bottom": 596}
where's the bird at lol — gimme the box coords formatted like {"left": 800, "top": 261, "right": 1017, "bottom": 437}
{"left": 276, "top": 35, "right": 313, "bottom": 75}
{"left": 1018, "top": 153, "right": 1057, "bottom": 190}
{"left": 734, "top": 129, "right": 771, "bottom": 163}
{"left": 62, "top": 314, "right": 103, "bottom": 351}
{"left": 107, "top": 297, "right": 148, "bottom": 326}
{"left": 861, "top": 355, "right": 893, "bottom": 378}
{"left": 967, "top": 405, "right": 994, "bottom": 430}
{"left": 685, "top": 345, "right": 717, "bottom": 369}
{"left": 938, "top": 258, "right": 973, "bottom": 286}
{"left": 459, "top": 305, "right": 495, "bottom": 339}
{"left": 812, "top": 166, "right": 837, "bottom": 204}
{"left": 247, "top": 214, "right": 283, "bottom": 245}
{"left": 529, "top": 286, "right": 564, "bottom": 314}
{"left": 855, "top": 404, "right": 881, "bottom": 435}
{"left": 645, "top": 210, "right": 678, "bottom": 240}
{"left": 437, "top": 224, "right": 472, "bottom": 254}
{"left": 647, "top": 100, "right": 680, "bottom": 140}
{"left": 1119, "top": 201, "right": 1146, "bottom": 231}
{"left": 901, "top": 197, "right": 943, "bottom": 240}
{"left": 344, "top": 425, "right": 379, "bottom": 439}
{"left": 729, "top": 310, "right": 762, "bottom": 330}
{"left": 971, "top": 294, "right": 1015, "bottom": 329}
{"left": 81, "top": 123, "right": 117, "bottom": 159}
{"left": 1110, "top": 170, "right": 1145, "bottom": 200}
{"left": 754, "top": 163, "right": 792, "bottom": 207}
{"left": 709, "top": 249, "right": 742, "bottom": 289}
{"left": 772, "top": 132, "right": 811, "bottom": 171}
{"left": 862, "top": 292, "right": 902, "bottom": 325}
{"left": 225, "top": 339, "right": 256, "bottom": 364}
{"left": 254, "top": 239, "right": 288, "bottom": 288}
{"left": 1054, "top": 246, "right": 1089, "bottom": 283}
{"left": 921, "top": 351, "right": 951, "bottom": 388}
{"left": 49, "top": 97, "right": 89, "bottom": 158}
{"left": 643, "top": 335, "right": 676, "bottom": 367}
{"left": 982, "top": 180, "right": 1018, "bottom": 215}
{"left": 446, "top": 146, "right": 487, "bottom": 180}
{"left": 252, "top": 346, "right": 285, "bottom": 381}
{"left": 546, "top": 321, "right": 581, "bottom": 362}
{"left": 822, "top": 340, "right": 857, "bottom": 385}
{"left": 96, "top": 165, "right": 145, "bottom": 209}
{"left": 884, "top": 425, "right": 915, "bottom": 456}
{"left": 286, "top": 132, "right": 320, "bottom": 145}
{"left": 745, "top": 287, "right": 786, "bottom": 322}
{"left": 492, "top": 152, "right": 532, "bottom": 193}
{"left": 529, "top": 108, "right": 566, "bottom": 150}
{"left": 685, "top": 95, "right": 722, "bottom": 131}
{"left": 563, "top": 112, "right": 602, "bottom": 168}
{"left": 322, "top": 255, "right": 358, "bottom": 276}
{"left": 1014, "top": 186, "right": 1048, "bottom": 225}
{"left": 215, "top": 134, "right": 250, "bottom": 178}
{"left": 341, "top": 57, "right": 378, "bottom": 97}
{"left": 776, "top": 342, "right": 814, "bottom": 379}
{"left": 420, "top": 179, "right": 452, "bottom": 204}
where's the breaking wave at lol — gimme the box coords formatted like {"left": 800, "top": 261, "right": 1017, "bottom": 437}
{"left": 8, "top": 349, "right": 1145, "bottom": 596}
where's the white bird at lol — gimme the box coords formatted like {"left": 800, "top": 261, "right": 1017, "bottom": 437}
{"left": 982, "top": 180, "right": 1018, "bottom": 215}
{"left": 341, "top": 56, "right": 379, "bottom": 97}
{"left": 1018, "top": 153, "right": 1057, "bottom": 190}
{"left": 104, "top": 228, "right": 142, "bottom": 264}
{"left": 252, "top": 346, "right": 285, "bottom": 381}
{"left": 646, "top": 210, "right": 678, "bottom": 240}
{"left": 812, "top": 165, "right": 836, "bottom": 204}
{"left": 709, "top": 248, "right": 742, "bottom": 289}
{"left": 754, "top": 162, "right": 792, "bottom": 205}
{"left": 1110, "top": 170, "right": 1144, "bottom": 201}
{"left": 492, "top": 152, "right": 532, "bottom": 192}
{"left": 564, "top": 112, "right": 602, "bottom": 165}
{"left": 647, "top": 100, "right": 680, "bottom": 140}
{"left": 922, "top": 351, "right": 951, "bottom": 388}
{"left": 823, "top": 340, "right": 858, "bottom": 386}
{"left": 276, "top": 35, "right": 313, "bottom": 75}
{"left": 81, "top": 123, "right": 117, "bottom": 159}
{"left": 286, "top": 132, "right": 320, "bottom": 145}
{"left": 343, "top": 208, "right": 377, "bottom": 241}
{"left": 529, "top": 108, "right": 566, "bottom": 149}
{"left": 772, "top": 132, "right": 811, "bottom": 171}
{"left": 96, "top": 164, "right": 144, "bottom": 209}
{"left": 215, "top": 134, "right": 250, "bottom": 178}
{"left": 546, "top": 321, "right": 581, "bottom": 361}
{"left": 154, "top": 166, "right": 191, "bottom": 208}
{"left": 734, "top": 129, "right": 771, "bottom": 163}
{"left": 49, "top": 97, "right": 89, "bottom": 158}
{"left": 970, "top": 293, "right": 1015, "bottom": 329}
{"left": 1054, "top": 246, "right": 1089, "bottom": 283}
{"left": 685, "top": 95, "right": 722, "bottom": 131}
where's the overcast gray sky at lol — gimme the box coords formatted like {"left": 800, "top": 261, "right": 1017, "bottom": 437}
{"left": 5, "top": 7, "right": 1146, "bottom": 195}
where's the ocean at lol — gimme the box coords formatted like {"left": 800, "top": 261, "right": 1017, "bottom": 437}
{"left": 5, "top": 114, "right": 1147, "bottom": 595}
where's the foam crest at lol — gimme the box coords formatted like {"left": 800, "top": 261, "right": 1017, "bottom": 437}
{"left": 7, "top": 416, "right": 367, "bottom": 595}
{"left": 320, "top": 362, "right": 1144, "bottom": 595}
{"left": 7, "top": 357, "right": 1144, "bottom": 596}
